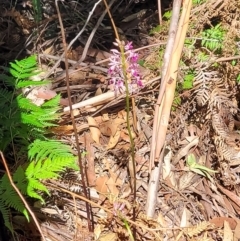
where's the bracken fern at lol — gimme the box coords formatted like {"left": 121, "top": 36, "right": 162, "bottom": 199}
{"left": 0, "top": 55, "right": 78, "bottom": 231}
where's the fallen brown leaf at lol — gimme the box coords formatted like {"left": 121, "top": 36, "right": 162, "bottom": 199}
{"left": 95, "top": 176, "right": 109, "bottom": 194}
{"left": 99, "top": 122, "right": 112, "bottom": 136}
{"left": 120, "top": 130, "right": 130, "bottom": 142}
{"left": 107, "top": 129, "right": 121, "bottom": 149}
{"left": 224, "top": 220, "right": 233, "bottom": 241}
{"left": 95, "top": 175, "right": 119, "bottom": 197}
{"left": 88, "top": 116, "right": 101, "bottom": 144}
{"left": 99, "top": 118, "right": 125, "bottom": 137}
{"left": 98, "top": 232, "right": 117, "bottom": 241}
{"left": 209, "top": 217, "right": 237, "bottom": 229}
{"left": 234, "top": 220, "right": 240, "bottom": 241}
{"left": 85, "top": 133, "right": 96, "bottom": 186}
{"left": 216, "top": 183, "right": 240, "bottom": 208}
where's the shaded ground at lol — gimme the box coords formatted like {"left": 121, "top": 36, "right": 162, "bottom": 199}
{"left": 1, "top": 0, "right": 240, "bottom": 240}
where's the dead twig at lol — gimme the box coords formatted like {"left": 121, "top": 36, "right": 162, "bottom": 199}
{"left": 157, "top": 0, "right": 162, "bottom": 25}
{"left": 44, "top": 0, "right": 103, "bottom": 79}
{"left": 39, "top": 53, "right": 109, "bottom": 73}
{"left": 73, "top": 0, "right": 117, "bottom": 68}
{"left": 49, "top": 184, "right": 182, "bottom": 234}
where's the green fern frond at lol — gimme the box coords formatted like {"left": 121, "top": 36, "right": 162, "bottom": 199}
{"left": 41, "top": 94, "right": 61, "bottom": 107}
{"left": 10, "top": 63, "right": 37, "bottom": 81}
{"left": 6, "top": 56, "right": 48, "bottom": 89}
{"left": 17, "top": 80, "right": 50, "bottom": 89}
{"left": 17, "top": 94, "right": 60, "bottom": 114}
{"left": 24, "top": 139, "right": 79, "bottom": 202}
{"left": 11, "top": 94, "right": 60, "bottom": 138}
{"left": 201, "top": 24, "right": 225, "bottom": 52}
{"left": 26, "top": 185, "right": 46, "bottom": 201}
{"left": 13, "top": 55, "right": 37, "bottom": 70}
{"left": 0, "top": 200, "right": 12, "bottom": 231}
{"left": 32, "top": 0, "right": 42, "bottom": 23}
{"left": 17, "top": 95, "right": 44, "bottom": 112}
{"left": 27, "top": 178, "right": 49, "bottom": 194}
{"left": 0, "top": 175, "right": 28, "bottom": 220}
{"left": 10, "top": 61, "right": 36, "bottom": 72}
{"left": 0, "top": 55, "right": 45, "bottom": 89}
{"left": 0, "top": 73, "right": 16, "bottom": 87}
{"left": 13, "top": 166, "right": 28, "bottom": 195}
{"left": 10, "top": 63, "right": 37, "bottom": 76}
{"left": 20, "top": 112, "right": 57, "bottom": 128}
{"left": 0, "top": 89, "right": 12, "bottom": 106}
{"left": 28, "top": 139, "right": 76, "bottom": 163}
{"left": 183, "top": 71, "right": 194, "bottom": 90}
{"left": 13, "top": 165, "right": 47, "bottom": 202}
{"left": 26, "top": 159, "right": 60, "bottom": 181}
{"left": 25, "top": 157, "right": 75, "bottom": 191}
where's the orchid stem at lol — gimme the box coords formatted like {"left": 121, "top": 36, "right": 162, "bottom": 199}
{"left": 103, "top": 0, "right": 137, "bottom": 237}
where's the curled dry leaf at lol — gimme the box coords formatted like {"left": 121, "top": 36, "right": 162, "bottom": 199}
{"left": 95, "top": 176, "right": 109, "bottom": 194}
{"left": 223, "top": 220, "right": 233, "bottom": 241}
{"left": 180, "top": 206, "right": 192, "bottom": 228}
{"left": 178, "top": 171, "right": 197, "bottom": 190}
{"left": 162, "top": 147, "right": 172, "bottom": 179}
{"left": 234, "top": 221, "right": 240, "bottom": 241}
{"left": 172, "top": 137, "right": 199, "bottom": 165}
{"left": 87, "top": 116, "right": 101, "bottom": 144}
{"left": 51, "top": 125, "right": 74, "bottom": 135}
{"left": 95, "top": 176, "right": 119, "bottom": 197}
{"left": 43, "top": 45, "right": 54, "bottom": 55}
{"left": 209, "top": 217, "right": 237, "bottom": 229}
{"left": 99, "top": 122, "right": 112, "bottom": 136}
{"left": 98, "top": 232, "right": 117, "bottom": 241}
{"left": 94, "top": 224, "right": 104, "bottom": 240}
{"left": 157, "top": 213, "right": 168, "bottom": 228}
{"left": 107, "top": 129, "right": 121, "bottom": 150}
{"left": 95, "top": 160, "right": 122, "bottom": 199}
{"left": 99, "top": 118, "right": 125, "bottom": 137}
{"left": 216, "top": 182, "right": 240, "bottom": 208}
{"left": 102, "top": 112, "right": 109, "bottom": 121}
{"left": 95, "top": 87, "right": 103, "bottom": 96}
{"left": 120, "top": 130, "right": 131, "bottom": 142}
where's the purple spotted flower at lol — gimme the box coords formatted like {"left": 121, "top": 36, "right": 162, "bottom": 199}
{"left": 113, "top": 202, "right": 126, "bottom": 216}
{"left": 108, "top": 41, "right": 143, "bottom": 94}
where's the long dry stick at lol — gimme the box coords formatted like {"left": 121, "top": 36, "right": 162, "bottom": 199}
{"left": 146, "top": 0, "right": 192, "bottom": 217}
{"left": 149, "top": 0, "right": 181, "bottom": 173}
{"left": 55, "top": 0, "right": 93, "bottom": 231}
{"left": 146, "top": 0, "right": 181, "bottom": 217}
{"left": 154, "top": 0, "right": 192, "bottom": 161}
{"left": 0, "top": 152, "right": 46, "bottom": 241}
